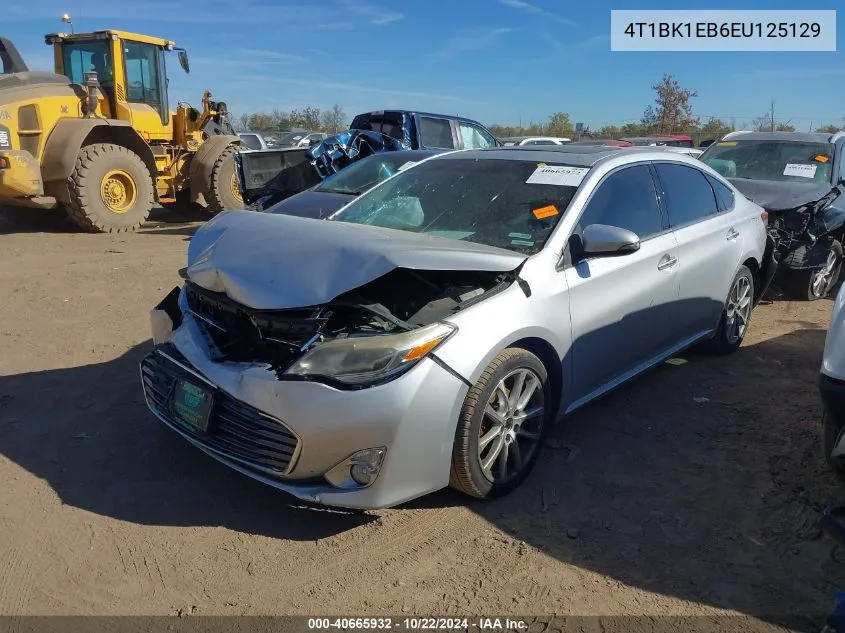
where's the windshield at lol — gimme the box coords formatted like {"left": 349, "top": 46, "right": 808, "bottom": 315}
{"left": 277, "top": 132, "right": 305, "bottom": 146}
{"left": 701, "top": 140, "right": 834, "bottom": 184}
{"left": 330, "top": 158, "right": 584, "bottom": 254}
{"left": 316, "top": 153, "right": 425, "bottom": 195}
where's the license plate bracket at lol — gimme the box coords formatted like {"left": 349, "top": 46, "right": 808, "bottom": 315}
{"left": 169, "top": 379, "right": 214, "bottom": 433}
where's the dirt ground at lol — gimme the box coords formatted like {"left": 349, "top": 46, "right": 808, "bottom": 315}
{"left": 2, "top": 209, "right": 845, "bottom": 630}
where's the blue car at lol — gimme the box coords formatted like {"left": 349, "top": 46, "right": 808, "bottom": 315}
{"left": 264, "top": 149, "right": 444, "bottom": 219}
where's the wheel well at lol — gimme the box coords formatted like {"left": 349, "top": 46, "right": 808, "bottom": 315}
{"left": 743, "top": 257, "right": 762, "bottom": 300}
{"left": 508, "top": 337, "right": 563, "bottom": 420}
{"left": 81, "top": 126, "right": 158, "bottom": 190}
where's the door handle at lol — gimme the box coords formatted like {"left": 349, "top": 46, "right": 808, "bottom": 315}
{"left": 657, "top": 254, "right": 678, "bottom": 271}
{"left": 726, "top": 227, "right": 740, "bottom": 241}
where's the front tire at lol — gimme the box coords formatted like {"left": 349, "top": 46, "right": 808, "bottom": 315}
{"left": 706, "top": 265, "right": 754, "bottom": 355}
{"left": 206, "top": 146, "right": 243, "bottom": 213}
{"left": 778, "top": 240, "right": 843, "bottom": 301}
{"left": 65, "top": 143, "right": 154, "bottom": 233}
{"left": 450, "top": 348, "right": 551, "bottom": 499}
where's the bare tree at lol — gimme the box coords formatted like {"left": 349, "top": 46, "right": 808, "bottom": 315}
{"left": 235, "top": 113, "right": 251, "bottom": 132}
{"left": 320, "top": 104, "right": 348, "bottom": 133}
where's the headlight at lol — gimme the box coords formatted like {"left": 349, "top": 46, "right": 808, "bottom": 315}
{"left": 284, "top": 322, "right": 456, "bottom": 386}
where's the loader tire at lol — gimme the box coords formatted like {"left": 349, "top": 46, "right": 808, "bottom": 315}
{"left": 205, "top": 146, "right": 243, "bottom": 214}
{"left": 65, "top": 143, "right": 154, "bottom": 233}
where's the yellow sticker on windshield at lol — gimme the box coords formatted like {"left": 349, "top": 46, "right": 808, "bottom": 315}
{"left": 717, "top": 141, "right": 737, "bottom": 146}
{"left": 815, "top": 154, "right": 830, "bottom": 163}
{"left": 533, "top": 205, "right": 559, "bottom": 219}
{"left": 537, "top": 162, "right": 547, "bottom": 167}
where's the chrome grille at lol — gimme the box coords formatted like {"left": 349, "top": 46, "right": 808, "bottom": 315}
{"left": 140, "top": 344, "right": 299, "bottom": 474}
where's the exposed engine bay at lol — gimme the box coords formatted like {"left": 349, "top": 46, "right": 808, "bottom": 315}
{"left": 184, "top": 268, "right": 513, "bottom": 378}
{"left": 766, "top": 188, "right": 844, "bottom": 269}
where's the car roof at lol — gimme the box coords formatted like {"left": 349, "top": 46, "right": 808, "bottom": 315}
{"left": 721, "top": 130, "right": 842, "bottom": 144}
{"left": 430, "top": 144, "right": 696, "bottom": 168}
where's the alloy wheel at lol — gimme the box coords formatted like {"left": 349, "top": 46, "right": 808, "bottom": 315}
{"left": 812, "top": 248, "right": 840, "bottom": 298}
{"left": 725, "top": 275, "right": 752, "bottom": 345}
{"left": 478, "top": 368, "right": 546, "bottom": 484}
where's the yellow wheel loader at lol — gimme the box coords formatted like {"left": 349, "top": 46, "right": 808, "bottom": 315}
{"left": 0, "top": 30, "right": 243, "bottom": 232}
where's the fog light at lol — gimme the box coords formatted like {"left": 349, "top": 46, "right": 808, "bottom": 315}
{"left": 325, "top": 447, "right": 386, "bottom": 489}
{"left": 350, "top": 448, "right": 385, "bottom": 486}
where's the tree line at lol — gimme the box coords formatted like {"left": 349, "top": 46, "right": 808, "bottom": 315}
{"left": 234, "top": 104, "right": 348, "bottom": 136}
{"left": 235, "top": 76, "right": 842, "bottom": 143}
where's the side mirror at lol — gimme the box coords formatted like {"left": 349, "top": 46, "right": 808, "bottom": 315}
{"left": 177, "top": 50, "right": 190, "bottom": 74}
{"left": 581, "top": 223, "right": 641, "bottom": 257}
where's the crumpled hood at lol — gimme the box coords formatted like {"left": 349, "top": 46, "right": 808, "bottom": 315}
{"left": 729, "top": 178, "right": 834, "bottom": 211}
{"left": 186, "top": 211, "right": 526, "bottom": 310}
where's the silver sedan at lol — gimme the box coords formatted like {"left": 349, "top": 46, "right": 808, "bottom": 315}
{"left": 141, "top": 146, "right": 775, "bottom": 509}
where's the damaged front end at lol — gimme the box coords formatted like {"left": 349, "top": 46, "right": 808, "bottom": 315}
{"left": 767, "top": 188, "right": 845, "bottom": 270}
{"left": 178, "top": 266, "right": 513, "bottom": 388}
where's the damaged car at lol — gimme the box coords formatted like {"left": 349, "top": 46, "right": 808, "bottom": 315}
{"left": 700, "top": 131, "right": 845, "bottom": 300}
{"left": 263, "top": 149, "right": 446, "bottom": 219}
{"left": 235, "top": 110, "right": 499, "bottom": 211}
{"left": 141, "top": 145, "right": 772, "bottom": 509}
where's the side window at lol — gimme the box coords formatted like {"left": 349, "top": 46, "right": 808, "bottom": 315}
{"left": 458, "top": 122, "right": 496, "bottom": 149}
{"left": 654, "top": 163, "right": 719, "bottom": 226}
{"left": 419, "top": 117, "right": 455, "bottom": 149}
{"left": 526, "top": 140, "right": 556, "bottom": 145}
{"left": 577, "top": 164, "right": 664, "bottom": 240}
{"left": 705, "top": 174, "right": 734, "bottom": 212}
{"left": 124, "top": 42, "right": 161, "bottom": 108}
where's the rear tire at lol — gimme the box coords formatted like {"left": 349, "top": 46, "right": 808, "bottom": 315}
{"left": 450, "top": 348, "right": 551, "bottom": 499}
{"left": 205, "top": 146, "right": 243, "bottom": 213}
{"left": 778, "top": 240, "right": 843, "bottom": 301}
{"left": 706, "top": 265, "right": 754, "bottom": 355}
{"left": 65, "top": 143, "right": 154, "bottom": 233}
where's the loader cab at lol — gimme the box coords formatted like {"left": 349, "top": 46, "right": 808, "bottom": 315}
{"left": 47, "top": 30, "right": 187, "bottom": 142}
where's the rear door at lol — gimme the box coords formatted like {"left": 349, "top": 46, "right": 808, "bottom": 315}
{"left": 652, "top": 161, "right": 744, "bottom": 339}
{"left": 564, "top": 163, "right": 681, "bottom": 407}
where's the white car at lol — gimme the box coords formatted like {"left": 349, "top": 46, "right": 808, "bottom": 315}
{"left": 820, "top": 282, "right": 845, "bottom": 480}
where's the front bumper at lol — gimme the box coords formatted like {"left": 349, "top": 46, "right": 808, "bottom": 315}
{"left": 821, "top": 374, "right": 845, "bottom": 460}
{"left": 140, "top": 308, "right": 469, "bottom": 509}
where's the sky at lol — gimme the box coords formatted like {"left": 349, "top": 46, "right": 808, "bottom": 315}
{"left": 5, "top": 0, "right": 845, "bottom": 130}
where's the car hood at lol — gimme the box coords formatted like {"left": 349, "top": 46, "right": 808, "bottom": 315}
{"left": 728, "top": 178, "right": 835, "bottom": 211}
{"left": 265, "top": 189, "right": 354, "bottom": 219}
{"left": 186, "top": 211, "right": 527, "bottom": 310}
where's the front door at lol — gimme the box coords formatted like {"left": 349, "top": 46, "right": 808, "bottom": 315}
{"left": 564, "top": 163, "right": 681, "bottom": 409}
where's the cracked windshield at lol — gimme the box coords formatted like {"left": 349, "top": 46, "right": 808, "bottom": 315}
{"left": 330, "top": 158, "right": 582, "bottom": 254}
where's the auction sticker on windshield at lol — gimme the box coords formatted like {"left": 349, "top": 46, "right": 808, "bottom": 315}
{"left": 526, "top": 165, "right": 590, "bottom": 186}
{"left": 783, "top": 163, "right": 818, "bottom": 178}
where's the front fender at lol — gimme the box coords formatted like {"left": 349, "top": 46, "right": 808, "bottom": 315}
{"left": 817, "top": 202, "right": 845, "bottom": 236}
{"left": 40, "top": 118, "right": 156, "bottom": 201}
